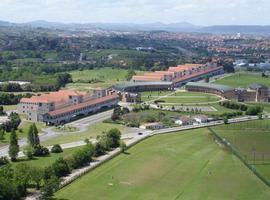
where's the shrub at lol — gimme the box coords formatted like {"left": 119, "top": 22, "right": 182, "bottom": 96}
{"left": 23, "top": 146, "right": 34, "bottom": 159}
{"left": 0, "top": 156, "right": 9, "bottom": 166}
{"left": 33, "top": 145, "right": 50, "bottom": 157}
{"left": 51, "top": 144, "right": 63, "bottom": 153}
{"left": 51, "top": 157, "right": 71, "bottom": 177}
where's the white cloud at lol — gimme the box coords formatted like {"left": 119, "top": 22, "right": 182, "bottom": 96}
{"left": 0, "top": 0, "right": 269, "bottom": 25}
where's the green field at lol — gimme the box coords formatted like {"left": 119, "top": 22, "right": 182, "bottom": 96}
{"left": 55, "top": 128, "right": 270, "bottom": 200}
{"left": 212, "top": 119, "right": 270, "bottom": 181}
{"left": 68, "top": 68, "right": 143, "bottom": 90}
{"left": 159, "top": 92, "right": 221, "bottom": 104}
{"left": 14, "top": 146, "right": 83, "bottom": 168}
{"left": 0, "top": 121, "right": 45, "bottom": 147}
{"left": 215, "top": 73, "right": 270, "bottom": 88}
{"left": 41, "top": 122, "right": 127, "bottom": 146}
{"left": 140, "top": 90, "right": 175, "bottom": 101}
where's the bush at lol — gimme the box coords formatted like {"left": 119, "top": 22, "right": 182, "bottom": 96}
{"left": 0, "top": 156, "right": 9, "bottom": 166}
{"left": 51, "top": 144, "right": 63, "bottom": 153}
{"left": 246, "top": 106, "right": 264, "bottom": 116}
{"left": 23, "top": 146, "right": 34, "bottom": 159}
{"left": 51, "top": 157, "right": 71, "bottom": 177}
{"left": 33, "top": 145, "right": 50, "bottom": 157}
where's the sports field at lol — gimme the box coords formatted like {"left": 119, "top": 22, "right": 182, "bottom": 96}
{"left": 158, "top": 92, "right": 221, "bottom": 104}
{"left": 141, "top": 91, "right": 221, "bottom": 104}
{"left": 55, "top": 128, "right": 270, "bottom": 200}
{"left": 215, "top": 73, "right": 270, "bottom": 88}
{"left": 212, "top": 119, "right": 270, "bottom": 181}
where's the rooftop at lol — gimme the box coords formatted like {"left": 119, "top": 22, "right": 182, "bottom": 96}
{"left": 20, "top": 90, "right": 88, "bottom": 104}
{"left": 113, "top": 81, "right": 173, "bottom": 92}
{"left": 48, "top": 94, "right": 119, "bottom": 117}
{"left": 185, "top": 82, "right": 234, "bottom": 92}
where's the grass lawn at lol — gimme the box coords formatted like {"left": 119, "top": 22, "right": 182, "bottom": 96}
{"left": 159, "top": 92, "right": 221, "bottom": 104}
{"left": 41, "top": 122, "right": 127, "bottom": 146}
{"left": 215, "top": 72, "right": 270, "bottom": 88}
{"left": 2, "top": 105, "right": 17, "bottom": 111}
{"left": 212, "top": 119, "right": 270, "bottom": 181}
{"left": 0, "top": 121, "right": 45, "bottom": 147}
{"left": 55, "top": 128, "right": 270, "bottom": 200}
{"left": 68, "top": 68, "right": 144, "bottom": 90}
{"left": 140, "top": 90, "right": 175, "bottom": 101}
{"left": 246, "top": 102, "right": 270, "bottom": 113}
{"left": 13, "top": 146, "right": 84, "bottom": 168}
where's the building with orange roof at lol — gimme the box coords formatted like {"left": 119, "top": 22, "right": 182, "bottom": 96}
{"left": 17, "top": 89, "right": 119, "bottom": 125}
{"left": 132, "top": 63, "right": 223, "bottom": 87}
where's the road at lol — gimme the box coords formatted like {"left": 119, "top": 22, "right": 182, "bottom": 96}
{"left": 1, "top": 112, "right": 269, "bottom": 158}
{"left": 0, "top": 109, "right": 114, "bottom": 157}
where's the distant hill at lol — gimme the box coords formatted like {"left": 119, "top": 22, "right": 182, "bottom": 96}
{"left": 200, "top": 25, "right": 270, "bottom": 34}
{"left": 1, "top": 20, "right": 270, "bottom": 34}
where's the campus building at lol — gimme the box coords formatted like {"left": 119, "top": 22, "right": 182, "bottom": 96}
{"left": 185, "top": 82, "right": 270, "bottom": 103}
{"left": 132, "top": 63, "right": 224, "bottom": 87}
{"left": 17, "top": 89, "right": 119, "bottom": 125}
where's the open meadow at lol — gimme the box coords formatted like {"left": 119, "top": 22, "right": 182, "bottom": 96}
{"left": 55, "top": 128, "right": 270, "bottom": 200}
{"left": 215, "top": 73, "right": 270, "bottom": 88}
{"left": 212, "top": 119, "right": 270, "bottom": 182}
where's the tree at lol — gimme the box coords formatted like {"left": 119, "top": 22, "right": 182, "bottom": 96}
{"left": 14, "top": 163, "right": 31, "bottom": 196}
{"left": 51, "top": 144, "right": 63, "bottom": 153}
{"left": 106, "top": 128, "right": 121, "bottom": 148}
{"left": 27, "top": 124, "right": 34, "bottom": 147}
{"left": 0, "top": 129, "right": 5, "bottom": 140}
{"left": 30, "top": 166, "right": 44, "bottom": 189}
{"left": 0, "top": 106, "right": 5, "bottom": 116}
{"left": 32, "top": 123, "right": 40, "bottom": 146}
{"left": 120, "top": 141, "right": 127, "bottom": 153}
{"left": 51, "top": 157, "right": 70, "bottom": 177}
{"left": 8, "top": 129, "right": 19, "bottom": 161}
{"left": 23, "top": 146, "right": 34, "bottom": 159}
{"left": 41, "top": 175, "right": 60, "bottom": 200}
{"left": 223, "top": 117, "right": 229, "bottom": 124}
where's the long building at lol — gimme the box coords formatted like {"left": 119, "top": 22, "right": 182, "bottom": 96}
{"left": 17, "top": 89, "right": 119, "bottom": 125}
{"left": 185, "top": 82, "right": 270, "bottom": 103}
{"left": 132, "top": 63, "right": 224, "bottom": 87}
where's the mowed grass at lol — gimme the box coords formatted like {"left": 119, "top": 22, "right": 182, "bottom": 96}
{"left": 215, "top": 72, "right": 270, "bottom": 88}
{"left": 68, "top": 68, "right": 144, "bottom": 90}
{"left": 55, "top": 128, "right": 270, "bottom": 200}
{"left": 159, "top": 92, "right": 221, "bottom": 104}
{"left": 41, "top": 122, "right": 127, "bottom": 146}
{"left": 212, "top": 119, "right": 270, "bottom": 182}
{"left": 13, "top": 146, "right": 84, "bottom": 168}
{"left": 0, "top": 121, "right": 45, "bottom": 147}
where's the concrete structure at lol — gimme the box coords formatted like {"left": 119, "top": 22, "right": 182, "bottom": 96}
{"left": 185, "top": 82, "right": 270, "bottom": 103}
{"left": 140, "top": 122, "right": 164, "bottom": 130}
{"left": 17, "top": 89, "right": 119, "bottom": 125}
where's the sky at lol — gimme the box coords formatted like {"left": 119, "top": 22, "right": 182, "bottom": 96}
{"left": 0, "top": 0, "right": 269, "bottom": 25}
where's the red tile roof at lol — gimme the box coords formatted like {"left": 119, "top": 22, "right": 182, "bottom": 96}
{"left": 48, "top": 94, "right": 119, "bottom": 117}
{"left": 20, "top": 90, "right": 87, "bottom": 104}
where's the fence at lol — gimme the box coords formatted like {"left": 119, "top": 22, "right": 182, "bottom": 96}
{"left": 207, "top": 127, "right": 270, "bottom": 188}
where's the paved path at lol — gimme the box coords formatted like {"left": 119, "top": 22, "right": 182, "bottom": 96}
{"left": 0, "top": 110, "right": 114, "bottom": 157}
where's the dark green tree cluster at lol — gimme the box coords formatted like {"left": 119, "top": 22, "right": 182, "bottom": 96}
{"left": 8, "top": 130, "right": 19, "bottom": 161}
{"left": 25, "top": 123, "right": 49, "bottom": 158}
{"left": 0, "top": 92, "right": 32, "bottom": 105}
{"left": 0, "top": 164, "right": 45, "bottom": 200}
{"left": 111, "top": 106, "right": 129, "bottom": 121}
{"left": 219, "top": 101, "right": 248, "bottom": 111}
{"left": 246, "top": 106, "right": 264, "bottom": 116}
{"left": 0, "top": 112, "right": 21, "bottom": 132}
